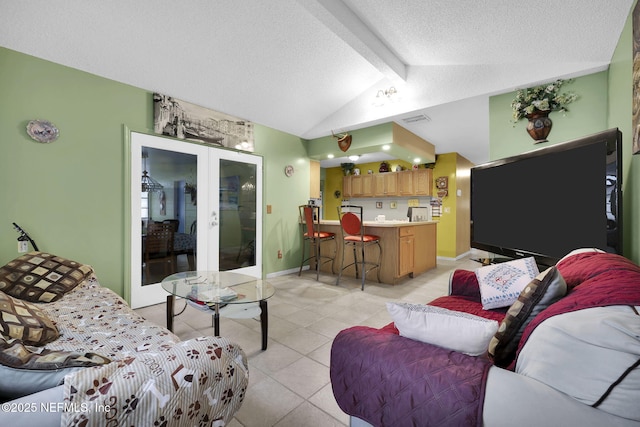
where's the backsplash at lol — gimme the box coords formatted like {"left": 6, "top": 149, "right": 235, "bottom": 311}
{"left": 338, "top": 197, "right": 433, "bottom": 222}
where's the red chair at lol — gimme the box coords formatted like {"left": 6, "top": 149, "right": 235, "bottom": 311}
{"left": 299, "top": 205, "right": 337, "bottom": 280}
{"left": 337, "top": 205, "right": 381, "bottom": 290}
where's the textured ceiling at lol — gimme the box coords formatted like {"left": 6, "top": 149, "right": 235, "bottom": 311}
{"left": 0, "top": 0, "right": 633, "bottom": 165}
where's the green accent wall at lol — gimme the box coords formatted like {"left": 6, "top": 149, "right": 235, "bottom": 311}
{"left": 489, "top": 2, "right": 639, "bottom": 263}
{"left": 489, "top": 71, "right": 609, "bottom": 160}
{"left": 0, "top": 47, "right": 310, "bottom": 297}
{"left": 608, "top": 3, "right": 637, "bottom": 262}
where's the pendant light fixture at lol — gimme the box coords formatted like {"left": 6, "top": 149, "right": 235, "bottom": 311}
{"left": 141, "top": 151, "right": 163, "bottom": 193}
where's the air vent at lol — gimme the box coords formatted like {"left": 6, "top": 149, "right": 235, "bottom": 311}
{"left": 401, "top": 114, "right": 431, "bottom": 124}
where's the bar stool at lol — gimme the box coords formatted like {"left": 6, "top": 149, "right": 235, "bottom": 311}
{"left": 336, "top": 205, "right": 382, "bottom": 290}
{"left": 298, "top": 204, "right": 337, "bottom": 280}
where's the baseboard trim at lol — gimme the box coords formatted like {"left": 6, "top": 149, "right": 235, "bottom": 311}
{"left": 266, "top": 266, "right": 306, "bottom": 278}
{"left": 437, "top": 251, "right": 472, "bottom": 262}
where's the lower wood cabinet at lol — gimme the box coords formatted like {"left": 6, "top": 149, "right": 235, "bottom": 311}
{"left": 315, "top": 222, "right": 436, "bottom": 284}
{"left": 398, "top": 227, "right": 415, "bottom": 276}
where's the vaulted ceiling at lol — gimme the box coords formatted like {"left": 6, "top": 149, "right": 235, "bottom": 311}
{"left": 0, "top": 0, "right": 633, "bottom": 165}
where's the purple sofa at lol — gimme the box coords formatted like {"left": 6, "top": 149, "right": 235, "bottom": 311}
{"left": 330, "top": 250, "right": 640, "bottom": 427}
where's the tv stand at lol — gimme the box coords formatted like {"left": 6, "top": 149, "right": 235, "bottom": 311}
{"left": 473, "top": 257, "right": 513, "bottom": 266}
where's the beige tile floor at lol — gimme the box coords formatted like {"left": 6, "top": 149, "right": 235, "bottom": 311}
{"left": 135, "top": 256, "right": 480, "bottom": 427}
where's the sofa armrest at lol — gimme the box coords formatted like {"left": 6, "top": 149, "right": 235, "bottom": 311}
{"left": 484, "top": 367, "right": 640, "bottom": 427}
{"left": 448, "top": 269, "right": 481, "bottom": 300}
{"left": 330, "top": 326, "right": 491, "bottom": 427}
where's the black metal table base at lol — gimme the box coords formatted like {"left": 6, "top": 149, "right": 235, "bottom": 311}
{"left": 166, "top": 295, "right": 268, "bottom": 350}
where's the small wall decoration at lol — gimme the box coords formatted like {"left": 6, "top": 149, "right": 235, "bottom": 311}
{"left": 332, "top": 131, "right": 352, "bottom": 152}
{"left": 436, "top": 176, "right": 448, "bottom": 198}
{"left": 26, "top": 119, "right": 59, "bottom": 143}
{"left": 153, "top": 93, "right": 254, "bottom": 151}
{"left": 633, "top": 2, "right": 640, "bottom": 154}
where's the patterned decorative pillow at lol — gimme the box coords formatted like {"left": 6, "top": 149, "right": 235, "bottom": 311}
{"left": 488, "top": 266, "right": 567, "bottom": 367}
{"left": 387, "top": 302, "right": 499, "bottom": 356}
{"left": 476, "top": 257, "right": 539, "bottom": 309}
{"left": 0, "top": 252, "right": 93, "bottom": 302}
{"left": 0, "top": 290, "right": 59, "bottom": 346}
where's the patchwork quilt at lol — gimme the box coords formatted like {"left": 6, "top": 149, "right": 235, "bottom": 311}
{"left": 35, "top": 276, "right": 249, "bottom": 426}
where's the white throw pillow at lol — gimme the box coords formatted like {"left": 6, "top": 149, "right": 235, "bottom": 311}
{"left": 476, "top": 257, "right": 539, "bottom": 309}
{"left": 516, "top": 306, "right": 640, "bottom": 421}
{"left": 386, "top": 302, "right": 499, "bottom": 356}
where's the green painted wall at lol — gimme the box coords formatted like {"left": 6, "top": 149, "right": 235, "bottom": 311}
{"left": 489, "top": 71, "right": 609, "bottom": 160}
{"left": 489, "top": 4, "right": 639, "bottom": 263}
{"left": 0, "top": 47, "right": 309, "bottom": 297}
{"left": 607, "top": 3, "right": 637, "bottom": 261}
{"left": 255, "top": 125, "right": 310, "bottom": 274}
{"left": 0, "top": 47, "right": 149, "bottom": 295}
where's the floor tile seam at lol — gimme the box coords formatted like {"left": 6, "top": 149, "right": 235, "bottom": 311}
{"left": 270, "top": 333, "right": 331, "bottom": 356}
{"left": 267, "top": 376, "right": 346, "bottom": 425}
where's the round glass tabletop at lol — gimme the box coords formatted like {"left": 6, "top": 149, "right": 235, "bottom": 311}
{"left": 161, "top": 271, "right": 275, "bottom": 305}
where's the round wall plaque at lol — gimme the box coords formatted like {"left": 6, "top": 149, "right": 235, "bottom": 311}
{"left": 26, "top": 120, "right": 59, "bottom": 143}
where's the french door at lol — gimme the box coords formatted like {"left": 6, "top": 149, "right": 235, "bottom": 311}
{"left": 130, "top": 132, "right": 262, "bottom": 308}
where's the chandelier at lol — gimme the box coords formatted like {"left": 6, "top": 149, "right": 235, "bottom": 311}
{"left": 141, "top": 152, "right": 163, "bottom": 193}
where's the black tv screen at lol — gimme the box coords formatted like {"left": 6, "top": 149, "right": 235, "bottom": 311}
{"left": 471, "top": 128, "right": 622, "bottom": 266}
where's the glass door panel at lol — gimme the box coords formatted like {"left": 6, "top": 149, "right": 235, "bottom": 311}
{"left": 141, "top": 147, "right": 198, "bottom": 286}
{"left": 131, "top": 132, "right": 209, "bottom": 308}
{"left": 214, "top": 151, "right": 262, "bottom": 278}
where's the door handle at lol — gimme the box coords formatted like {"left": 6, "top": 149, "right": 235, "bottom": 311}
{"left": 210, "top": 211, "right": 218, "bottom": 227}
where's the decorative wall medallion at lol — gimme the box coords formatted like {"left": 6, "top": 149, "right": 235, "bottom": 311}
{"left": 26, "top": 119, "right": 59, "bottom": 143}
{"left": 284, "top": 165, "right": 294, "bottom": 177}
{"left": 332, "top": 131, "right": 352, "bottom": 152}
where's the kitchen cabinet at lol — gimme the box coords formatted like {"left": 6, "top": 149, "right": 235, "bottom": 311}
{"left": 398, "top": 171, "right": 414, "bottom": 196}
{"left": 351, "top": 175, "right": 363, "bottom": 196}
{"left": 343, "top": 169, "right": 430, "bottom": 198}
{"left": 413, "top": 168, "right": 432, "bottom": 196}
{"left": 342, "top": 175, "right": 352, "bottom": 198}
{"left": 398, "top": 226, "right": 415, "bottom": 276}
{"left": 373, "top": 173, "right": 398, "bottom": 196}
{"left": 361, "top": 174, "right": 374, "bottom": 197}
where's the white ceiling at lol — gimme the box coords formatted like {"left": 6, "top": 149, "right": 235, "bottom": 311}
{"left": 0, "top": 0, "right": 632, "bottom": 165}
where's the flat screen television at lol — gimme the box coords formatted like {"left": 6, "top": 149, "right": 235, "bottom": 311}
{"left": 470, "top": 128, "right": 622, "bottom": 267}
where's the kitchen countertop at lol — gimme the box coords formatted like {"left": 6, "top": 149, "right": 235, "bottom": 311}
{"left": 319, "top": 219, "right": 437, "bottom": 227}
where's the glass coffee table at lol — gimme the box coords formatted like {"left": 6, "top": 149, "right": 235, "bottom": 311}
{"left": 162, "top": 271, "right": 275, "bottom": 350}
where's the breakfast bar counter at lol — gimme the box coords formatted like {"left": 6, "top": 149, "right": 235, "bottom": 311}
{"left": 314, "top": 220, "right": 437, "bottom": 285}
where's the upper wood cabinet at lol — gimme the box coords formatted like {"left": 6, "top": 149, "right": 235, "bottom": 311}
{"left": 413, "top": 168, "right": 432, "bottom": 196}
{"left": 373, "top": 173, "right": 398, "bottom": 197}
{"left": 361, "top": 174, "right": 374, "bottom": 197}
{"left": 398, "top": 171, "right": 414, "bottom": 196}
{"left": 343, "top": 169, "right": 430, "bottom": 198}
{"left": 342, "top": 175, "right": 352, "bottom": 198}
{"left": 351, "top": 175, "right": 363, "bottom": 196}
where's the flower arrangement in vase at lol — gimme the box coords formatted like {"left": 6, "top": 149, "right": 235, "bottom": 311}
{"left": 511, "top": 79, "right": 578, "bottom": 143}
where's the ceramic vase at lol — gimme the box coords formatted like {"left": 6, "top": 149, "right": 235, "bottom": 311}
{"left": 526, "top": 110, "right": 552, "bottom": 143}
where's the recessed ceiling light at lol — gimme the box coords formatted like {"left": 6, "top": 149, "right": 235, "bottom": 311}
{"left": 413, "top": 158, "right": 421, "bottom": 163}
{"left": 327, "top": 154, "right": 334, "bottom": 159}
{"left": 382, "top": 145, "right": 390, "bottom": 150}
{"left": 348, "top": 155, "right": 360, "bottom": 161}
